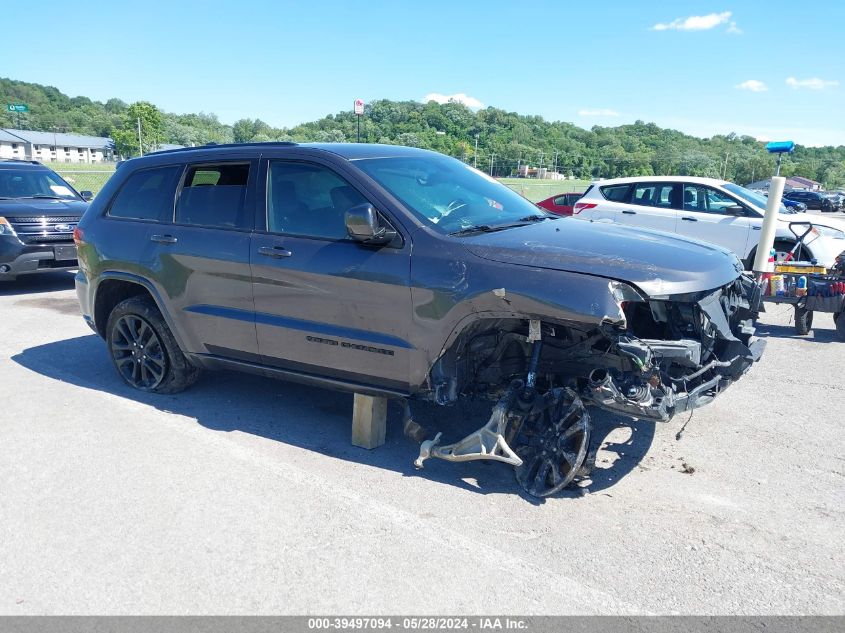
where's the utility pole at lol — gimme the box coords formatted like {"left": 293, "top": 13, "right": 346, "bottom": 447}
{"left": 137, "top": 117, "right": 143, "bottom": 156}
{"left": 722, "top": 152, "right": 729, "bottom": 179}
{"left": 553, "top": 150, "right": 558, "bottom": 175}
{"left": 474, "top": 135, "right": 479, "bottom": 168}
{"left": 489, "top": 152, "right": 495, "bottom": 177}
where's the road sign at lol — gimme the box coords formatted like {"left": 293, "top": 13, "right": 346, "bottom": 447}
{"left": 6, "top": 104, "right": 29, "bottom": 113}
{"left": 354, "top": 99, "right": 365, "bottom": 116}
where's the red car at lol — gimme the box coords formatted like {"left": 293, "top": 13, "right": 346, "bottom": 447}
{"left": 536, "top": 192, "right": 584, "bottom": 216}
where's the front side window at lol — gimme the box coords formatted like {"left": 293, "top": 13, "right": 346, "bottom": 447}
{"left": 109, "top": 165, "right": 182, "bottom": 221}
{"left": 267, "top": 161, "right": 369, "bottom": 239}
{"left": 353, "top": 154, "right": 545, "bottom": 233}
{"left": 175, "top": 163, "right": 251, "bottom": 229}
{"left": 0, "top": 168, "right": 79, "bottom": 200}
{"left": 683, "top": 185, "right": 738, "bottom": 215}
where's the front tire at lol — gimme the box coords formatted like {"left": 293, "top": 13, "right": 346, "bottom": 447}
{"left": 106, "top": 296, "right": 200, "bottom": 393}
{"left": 835, "top": 312, "right": 845, "bottom": 341}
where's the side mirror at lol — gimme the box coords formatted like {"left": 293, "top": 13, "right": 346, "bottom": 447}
{"left": 725, "top": 205, "right": 745, "bottom": 216}
{"left": 345, "top": 204, "right": 397, "bottom": 245}
{"left": 80, "top": 190, "right": 94, "bottom": 201}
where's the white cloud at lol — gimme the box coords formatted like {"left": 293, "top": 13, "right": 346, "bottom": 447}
{"left": 652, "top": 11, "right": 733, "bottom": 31}
{"left": 736, "top": 79, "right": 768, "bottom": 92}
{"left": 578, "top": 108, "right": 620, "bottom": 117}
{"left": 727, "top": 21, "right": 743, "bottom": 34}
{"left": 423, "top": 92, "right": 484, "bottom": 109}
{"left": 785, "top": 77, "right": 839, "bottom": 90}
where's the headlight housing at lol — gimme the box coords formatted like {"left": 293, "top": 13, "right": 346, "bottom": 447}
{"left": 811, "top": 226, "right": 845, "bottom": 240}
{"left": 0, "top": 217, "right": 18, "bottom": 237}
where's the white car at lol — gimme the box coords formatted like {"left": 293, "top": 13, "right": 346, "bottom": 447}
{"left": 573, "top": 176, "right": 845, "bottom": 268}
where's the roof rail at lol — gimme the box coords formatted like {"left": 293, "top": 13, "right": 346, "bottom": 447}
{"left": 0, "top": 158, "right": 42, "bottom": 165}
{"left": 148, "top": 141, "right": 298, "bottom": 156}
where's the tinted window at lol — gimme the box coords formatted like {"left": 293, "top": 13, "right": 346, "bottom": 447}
{"left": 632, "top": 183, "right": 680, "bottom": 209}
{"left": 553, "top": 195, "right": 568, "bottom": 206}
{"left": 109, "top": 165, "right": 182, "bottom": 221}
{"left": 267, "top": 161, "right": 368, "bottom": 239}
{"left": 175, "top": 163, "right": 251, "bottom": 228}
{"left": 599, "top": 184, "right": 631, "bottom": 202}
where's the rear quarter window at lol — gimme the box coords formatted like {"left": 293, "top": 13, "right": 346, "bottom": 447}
{"left": 599, "top": 184, "right": 631, "bottom": 202}
{"left": 108, "top": 165, "right": 183, "bottom": 222}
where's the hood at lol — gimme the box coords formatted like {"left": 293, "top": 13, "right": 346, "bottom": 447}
{"left": 462, "top": 218, "right": 743, "bottom": 297}
{"left": 777, "top": 211, "right": 845, "bottom": 233}
{"left": 0, "top": 197, "right": 87, "bottom": 218}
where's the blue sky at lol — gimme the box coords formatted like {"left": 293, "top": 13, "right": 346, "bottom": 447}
{"left": 2, "top": 0, "right": 843, "bottom": 145}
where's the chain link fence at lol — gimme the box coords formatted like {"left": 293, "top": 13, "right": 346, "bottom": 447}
{"left": 49, "top": 165, "right": 116, "bottom": 197}
{"left": 499, "top": 178, "right": 589, "bottom": 203}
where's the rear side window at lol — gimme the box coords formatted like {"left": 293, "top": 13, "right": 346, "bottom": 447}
{"left": 108, "top": 165, "right": 182, "bottom": 221}
{"left": 599, "top": 184, "right": 631, "bottom": 202}
{"left": 633, "top": 183, "right": 679, "bottom": 209}
{"left": 553, "top": 195, "right": 568, "bottom": 206}
{"left": 175, "top": 163, "right": 251, "bottom": 229}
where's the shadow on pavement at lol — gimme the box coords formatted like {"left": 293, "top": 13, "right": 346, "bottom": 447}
{"left": 13, "top": 334, "right": 654, "bottom": 503}
{"left": 756, "top": 321, "right": 841, "bottom": 343}
{"left": 0, "top": 271, "right": 76, "bottom": 296}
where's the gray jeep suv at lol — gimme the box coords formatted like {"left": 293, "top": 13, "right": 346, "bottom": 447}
{"left": 75, "top": 143, "right": 764, "bottom": 496}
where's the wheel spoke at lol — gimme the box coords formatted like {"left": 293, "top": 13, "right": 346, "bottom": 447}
{"left": 512, "top": 392, "right": 591, "bottom": 497}
{"left": 143, "top": 358, "right": 164, "bottom": 382}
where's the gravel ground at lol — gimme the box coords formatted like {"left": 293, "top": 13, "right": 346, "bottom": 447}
{"left": 0, "top": 272, "right": 843, "bottom": 615}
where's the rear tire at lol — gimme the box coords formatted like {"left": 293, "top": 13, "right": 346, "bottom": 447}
{"left": 835, "top": 312, "right": 845, "bottom": 341}
{"left": 106, "top": 296, "right": 200, "bottom": 393}
{"left": 794, "top": 306, "right": 813, "bottom": 336}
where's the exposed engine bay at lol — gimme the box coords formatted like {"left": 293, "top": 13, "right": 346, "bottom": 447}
{"left": 414, "top": 274, "right": 765, "bottom": 497}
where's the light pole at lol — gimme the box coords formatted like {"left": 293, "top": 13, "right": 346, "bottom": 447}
{"left": 474, "top": 134, "right": 479, "bottom": 168}
{"left": 489, "top": 152, "right": 495, "bottom": 177}
{"left": 137, "top": 117, "right": 143, "bottom": 156}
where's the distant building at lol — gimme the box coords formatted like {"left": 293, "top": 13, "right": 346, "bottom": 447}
{"left": 745, "top": 176, "right": 822, "bottom": 192}
{"left": 0, "top": 128, "right": 114, "bottom": 163}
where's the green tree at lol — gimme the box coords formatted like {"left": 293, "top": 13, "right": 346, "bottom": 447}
{"left": 113, "top": 101, "right": 164, "bottom": 157}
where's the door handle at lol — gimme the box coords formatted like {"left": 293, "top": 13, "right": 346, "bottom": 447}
{"left": 681, "top": 217, "right": 698, "bottom": 222}
{"left": 622, "top": 210, "right": 637, "bottom": 215}
{"left": 258, "top": 245, "right": 292, "bottom": 258}
{"left": 151, "top": 234, "right": 178, "bottom": 244}
{"left": 753, "top": 226, "right": 761, "bottom": 230}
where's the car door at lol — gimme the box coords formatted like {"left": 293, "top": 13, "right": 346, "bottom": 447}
{"left": 250, "top": 155, "right": 414, "bottom": 393}
{"left": 674, "top": 184, "right": 753, "bottom": 255}
{"left": 138, "top": 158, "right": 259, "bottom": 361}
{"left": 616, "top": 182, "right": 680, "bottom": 234}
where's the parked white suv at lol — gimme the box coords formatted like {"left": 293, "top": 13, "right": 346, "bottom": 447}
{"left": 573, "top": 176, "right": 845, "bottom": 268}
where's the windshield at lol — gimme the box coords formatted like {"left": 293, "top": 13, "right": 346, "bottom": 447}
{"left": 722, "top": 182, "right": 791, "bottom": 214}
{"left": 0, "top": 168, "right": 79, "bottom": 200}
{"left": 353, "top": 154, "right": 547, "bottom": 233}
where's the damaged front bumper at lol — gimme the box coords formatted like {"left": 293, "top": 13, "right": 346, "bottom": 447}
{"left": 585, "top": 274, "right": 765, "bottom": 421}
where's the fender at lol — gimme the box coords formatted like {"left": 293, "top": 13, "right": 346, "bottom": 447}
{"left": 92, "top": 270, "right": 191, "bottom": 353}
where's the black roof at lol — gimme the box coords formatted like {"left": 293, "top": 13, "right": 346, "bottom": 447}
{"left": 139, "top": 142, "right": 437, "bottom": 162}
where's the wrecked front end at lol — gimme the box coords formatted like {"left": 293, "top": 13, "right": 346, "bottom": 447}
{"left": 586, "top": 273, "right": 765, "bottom": 421}
{"left": 413, "top": 272, "right": 765, "bottom": 496}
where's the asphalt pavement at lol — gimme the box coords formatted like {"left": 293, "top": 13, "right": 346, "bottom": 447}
{"left": 0, "top": 272, "right": 843, "bottom": 615}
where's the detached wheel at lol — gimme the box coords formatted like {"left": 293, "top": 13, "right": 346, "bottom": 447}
{"left": 106, "top": 296, "right": 200, "bottom": 393}
{"left": 794, "top": 306, "right": 813, "bottom": 336}
{"left": 510, "top": 391, "right": 591, "bottom": 497}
